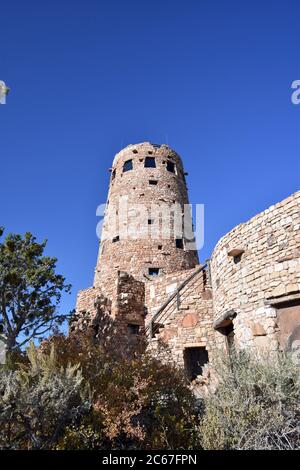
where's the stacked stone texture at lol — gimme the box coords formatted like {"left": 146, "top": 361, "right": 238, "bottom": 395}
{"left": 74, "top": 141, "right": 300, "bottom": 377}
{"left": 94, "top": 142, "right": 199, "bottom": 291}
{"left": 210, "top": 190, "right": 300, "bottom": 351}
{"left": 74, "top": 142, "right": 199, "bottom": 333}
{"left": 145, "top": 267, "right": 215, "bottom": 366}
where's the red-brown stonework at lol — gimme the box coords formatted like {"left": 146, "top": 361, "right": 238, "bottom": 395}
{"left": 73, "top": 141, "right": 300, "bottom": 382}
{"left": 182, "top": 313, "right": 198, "bottom": 328}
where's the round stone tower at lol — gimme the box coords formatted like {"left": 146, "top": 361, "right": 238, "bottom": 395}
{"left": 94, "top": 142, "right": 199, "bottom": 289}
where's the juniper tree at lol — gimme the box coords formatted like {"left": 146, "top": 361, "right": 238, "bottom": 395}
{"left": 0, "top": 227, "right": 71, "bottom": 351}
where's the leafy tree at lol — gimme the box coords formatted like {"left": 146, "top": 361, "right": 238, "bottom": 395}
{"left": 0, "top": 228, "right": 71, "bottom": 351}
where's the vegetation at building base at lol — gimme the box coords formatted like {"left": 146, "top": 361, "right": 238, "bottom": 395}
{"left": 1, "top": 334, "right": 300, "bottom": 450}
{"left": 0, "top": 334, "right": 199, "bottom": 450}
{"left": 200, "top": 350, "right": 300, "bottom": 450}
{"left": 0, "top": 229, "right": 299, "bottom": 450}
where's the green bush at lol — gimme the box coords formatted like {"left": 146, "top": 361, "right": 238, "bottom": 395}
{"left": 0, "top": 335, "right": 200, "bottom": 450}
{"left": 2, "top": 334, "right": 299, "bottom": 450}
{"left": 0, "top": 342, "right": 91, "bottom": 449}
{"left": 200, "top": 350, "right": 300, "bottom": 450}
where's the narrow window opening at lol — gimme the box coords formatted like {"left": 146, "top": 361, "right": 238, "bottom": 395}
{"left": 144, "top": 157, "right": 156, "bottom": 168}
{"left": 93, "top": 323, "right": 99, "bottom": 339}
{"left": 218, "top": 319, "right": 235, "bottom": 352}
{"left": 148, "top": 267, "right": 160, "bottom": 277}
{"left": 167, "top": 161, "right": 175, "bottom": 173}
{"left": 184, "top": 347, "right": 209, "bottom": 381}
{"left": 111, "top": 169, "right": 116, "bottom": 180}
{"left": 123, "top": 159, "right": 133, "bottom": 172}
{"left": 127, "top": 323, "right": 140, "bottom": 335}
{"left": 149, "top": 180, "right": 158, "bottom": 185}
{"left": 148, "top": 219, "right": 154, "bottom": 225}
{"left": 234, "top": 253, "right": 243, "bottom": 264}
{"left": 176, "top": 238, "right": 184, "bottom": 249}
{"left": 158, "top": 245, "right": 162, "bottom": 250}
{"left": 222, "top": 322, "right": 235, "bottom": 351}
{"left": 112, "top": 235, "right": 120, "bottom": 243}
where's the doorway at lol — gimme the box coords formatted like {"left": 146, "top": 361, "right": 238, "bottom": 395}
{"left": 184, "top": 347, "right": 209, "bottom": 381}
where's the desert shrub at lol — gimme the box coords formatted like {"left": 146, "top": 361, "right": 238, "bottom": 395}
{"left": 0, "top": 342, "right": 91, "bottom": 449}
{"left": 200, "top": 350, "right": 300, "bottom": 450}
{"left": 47, "top": 334, "right": 200, "bottom": 450}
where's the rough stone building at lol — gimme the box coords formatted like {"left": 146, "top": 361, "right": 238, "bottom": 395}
{"left": 72, "top": 142, "right": 300, "bottom": 380}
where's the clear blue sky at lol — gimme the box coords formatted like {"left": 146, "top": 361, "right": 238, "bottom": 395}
{"left": 1, "top": 0, "right": 299, "bottom": 315}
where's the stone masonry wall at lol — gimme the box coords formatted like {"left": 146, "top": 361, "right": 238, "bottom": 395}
{"left": 145, "top": 266, "right": 215, "bottom": 368}
{"left": 210, "top": 190, "right": 300, "bottom": 351}
{"left": 94, "top": 142, "right": 199, "bottom": 294}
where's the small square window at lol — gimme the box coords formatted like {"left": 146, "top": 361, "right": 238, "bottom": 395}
{"left": 112, "top": 235, "right": 120, "bottom": 243}
{"left": 149, "top": 268, "right": 160, "bottom": 276}
{"left": 158, "top": 245, "right": 162, "bottom": 250}
{"left": 128, "top": 324, "right": 140, "bottom": 335}
{"left": 167, "top": 161, "right": 175, "bottom": 173}
{"left": 123, "top": 160, "right": 133, "bottom": 172}
{"left": 149, "top": 180, "right": 157, "bottom": 185}
{"left": 176, "top": 238, "right": 184, "bottom": 249}
{"left": 144, "top": 157, "right": 156, "bottom": 168}
{"left": 148, "top": 219, "right": 154, "bottom": 225}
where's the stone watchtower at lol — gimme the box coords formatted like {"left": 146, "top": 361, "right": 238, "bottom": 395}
{"left": 74, "top": 142, "right": 199, "bottom": 332}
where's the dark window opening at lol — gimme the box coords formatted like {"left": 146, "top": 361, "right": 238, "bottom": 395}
{"left": 149, "top": 180, "right": 158, "bottom": 185}
{"left": 112, "top": 235, "right": 120, "bottom": 243}
{"left": 234, "top": 253, "right": 243, "bottom": 264}
{"left": 224, "top": 322, "right": 235, "bottom": 350}
{"left": 123, "top": 159, "right": 133, "bottom": 172}
{"left": 218, "top": 320, "right": 235, "bottom": 352}
{"left": 158, "top": 245, "right": 162, "bottom": 250}
{"left": 111, "top": 169, "right": 116, "bottom": 180}
{"left": 93, "top": 323, "right": 99, "bottom": 339}
{"left": 167, "top": 161, "right": 175, "bottom": 173}
{"left": 132, "top": 149, "right": 138, "bottom": 154}
{"left": 149, "top": 267, "right": 160, "bottom": 277}
{"left": 148, "top": 150, "right": 153, "bottom": 154}
{"left": 148, "top": 219, "right": 154, "bottom": 225}
{"left": 128, "top": 323, "right": 140, "bottom": 335}
{"left": 145, "top": 157, "right": 156, "bottom": 168}
{"left": 176, "top": 238, "right": 184, "bottom": 249}
{"left": 184, "top": 347, "right": 209, "bottom": 381}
